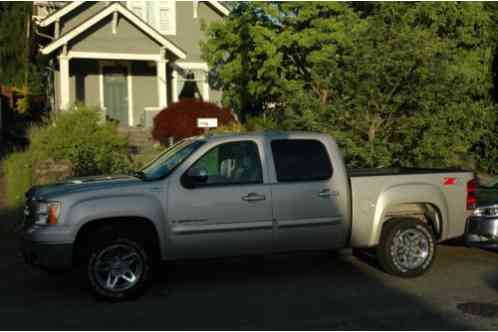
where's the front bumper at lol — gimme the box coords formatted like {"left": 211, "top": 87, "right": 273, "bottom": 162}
{"left": 21, "top": 227, "right": 73, "bottom": 271}
{"left": 465, "top": 216, "right": 498, "bottom": 249}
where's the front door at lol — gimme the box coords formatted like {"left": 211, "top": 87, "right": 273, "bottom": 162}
{"left": 167, "top": 140, "right": 273, "bottom": 259}
{"left": 269, "top": 139, "right": 346, "bottom": 252}
{"left": 103, "top": 66, "right": 128, "bottom": 126}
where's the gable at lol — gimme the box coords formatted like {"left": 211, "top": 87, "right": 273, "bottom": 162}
{"left": 59, "top": 1, "right": 107, "bottom": 37}
{"left": 40, "top": 3, "right": 186, "bottom": 59}
{"left": 69, "top": 15, "right": 162, "bottom": 55}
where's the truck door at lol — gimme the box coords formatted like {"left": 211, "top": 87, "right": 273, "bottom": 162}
{"left": 167, "top": 140, "right": 273, "bottom": 258}
{"left": 269, "top": 139, "right": 346, "bottom": 252}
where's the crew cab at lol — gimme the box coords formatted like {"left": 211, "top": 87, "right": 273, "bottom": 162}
{"left": 21, "top": 132, "right": 475, "bottom": 300}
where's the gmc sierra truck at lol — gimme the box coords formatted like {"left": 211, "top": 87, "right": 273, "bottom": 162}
{"left": 21, "top": 132, "right": 475, "bottom": 300}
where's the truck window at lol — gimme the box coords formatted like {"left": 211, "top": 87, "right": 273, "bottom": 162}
{"left": 271, "top": 139, "right": 332, "bottom": 182}
{"left": 186, "top": 141, "right": 263, "bottom": 186}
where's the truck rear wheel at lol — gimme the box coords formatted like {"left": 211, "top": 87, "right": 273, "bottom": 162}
{"left": 87, "top": 236, "right": 151, "bottom": 301}
{"left": 377, "top": 218, "right": 436, "bottom": 278}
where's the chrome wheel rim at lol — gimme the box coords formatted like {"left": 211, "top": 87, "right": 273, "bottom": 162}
{"left": 93, "top": 244, "right": 144, "bottom": 292}
{"left": 391, "top": 228, "right": 430, "bottom": 271}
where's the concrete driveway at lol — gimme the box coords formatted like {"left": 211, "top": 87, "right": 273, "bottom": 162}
{"left": 2, "top": 228, "right": 498, "bottom": 330}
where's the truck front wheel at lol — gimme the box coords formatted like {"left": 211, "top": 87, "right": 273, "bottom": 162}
{"left": 377, "top": 218, "right": 436, "bottom": 278}
{"left": 87, "top": 237, "right": 151, "bottom": 301}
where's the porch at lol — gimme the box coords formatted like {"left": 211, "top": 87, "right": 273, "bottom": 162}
{"left": 57, "top": 53, "right": 214, "bottom": 128}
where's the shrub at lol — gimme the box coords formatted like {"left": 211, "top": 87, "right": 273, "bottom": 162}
{"left": 152, "top": 99, "right": 237, "bottom": 141}
{"left": 3, "top": 149, "right": 33, "bottom": 207}
{"left": 213, "top": 114, "right": 280, "bottom": 133}
{"left": 3, "top": 106, "right": 133, "bottom": 207}
{"left": 29, "top": 106, "right": 132, "bottom": 176}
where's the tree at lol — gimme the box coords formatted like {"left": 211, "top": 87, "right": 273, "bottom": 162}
{"left": 0, "top": 2, "right": 44, "bottom": 107}
{"left": 202, "top": 2, "right": 498, "bottom": 170}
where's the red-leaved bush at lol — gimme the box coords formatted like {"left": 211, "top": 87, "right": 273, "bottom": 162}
{"left": 152, "top": 99, "right": 237, "bottom": 141}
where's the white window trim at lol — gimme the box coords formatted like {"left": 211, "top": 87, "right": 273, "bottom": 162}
{"left": 172, "top": 62, "right": 210, "bottom": 102}
{"left": 128, "top": 1, "right": 176, "bottom": 35}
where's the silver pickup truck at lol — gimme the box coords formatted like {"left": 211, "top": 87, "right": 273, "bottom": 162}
{"left": 21, "top": 132, "right": 475, "bottom": 300}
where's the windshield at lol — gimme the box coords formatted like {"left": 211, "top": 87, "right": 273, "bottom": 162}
{"left": 138, "top": 139, "right": 205, "bottom": 181}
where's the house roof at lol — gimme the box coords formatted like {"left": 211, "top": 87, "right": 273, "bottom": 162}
{"left": 40, "top": 2, "right": 187, "bottom": 59}
{"left": 208, "top": 1, "right": 230, "bottom": 16}
{"left": 38, "top": 1, "right": 84, "bottom": 27}
{"left": 39, "top": 1, "right": 230, "bottom": 27}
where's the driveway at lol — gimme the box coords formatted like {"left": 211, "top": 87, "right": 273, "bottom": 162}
{"left": 1, "top": 228, "right": 498, "bottom": 330}
{"left": 1, "top": 170, "right": 498, "bottom": 330}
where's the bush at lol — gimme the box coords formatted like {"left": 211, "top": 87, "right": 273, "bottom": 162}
{"left": 3, "top": 106, "right": 132, "bottom": 207}
{"left": 29, "top": 106, "right": 132, "bottom": 176}
{"left": 213, "top": 114, "right": 280, "bottom": 133}
{"left": 152, "top": 99, "right": 237, "bottom": 141}
{"left": 3, "top": 150, "right": 33, "bottom": 207}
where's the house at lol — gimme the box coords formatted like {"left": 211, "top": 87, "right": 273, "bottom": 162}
{"left": 34, "top": 1, "right": 229, "bottom": 128}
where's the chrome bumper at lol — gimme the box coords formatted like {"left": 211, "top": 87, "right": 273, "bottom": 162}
{"left": 465, "top": 216, "right": 498, "bottom": 249}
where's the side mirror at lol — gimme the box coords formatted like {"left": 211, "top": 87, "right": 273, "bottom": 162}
{"left": 182, "top": 168, "right": 208, "bottom": 189}
{"left": 191, "top": 168, "right": 208, "bottom": 184}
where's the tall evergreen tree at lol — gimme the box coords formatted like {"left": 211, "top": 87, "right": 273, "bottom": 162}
{"left": 0, "top": 3, "right": 33, "bottom": 89}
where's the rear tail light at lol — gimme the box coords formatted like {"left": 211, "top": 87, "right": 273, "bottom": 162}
{"left": 467, "top": 178, "right": 477, "bottom": 210}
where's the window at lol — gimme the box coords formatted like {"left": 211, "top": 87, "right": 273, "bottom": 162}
{"left": 176, "top": 67, "right": 209, "bottom": 101}
{"left": 140, "top": 139, "right": 205, "bottom": 181}
{"left": 185, "top": 141, "right": 263, "bottom": 186}
{"left": 128, "top": 1, "right": 176, "bottom": 35}
{"left": 271, "top": 139, "right": 332, "bottom": 182}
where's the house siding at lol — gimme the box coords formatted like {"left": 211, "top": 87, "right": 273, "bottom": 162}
{"left": 131, "top": 61, "right": 158, "bottom": 126}
{"left": 167, "top": 2, "right": 223, "bottom": 63}
{"left": 46, "top": 1, "right": 226, "bottom": 121}
{"left": 69, "top": 15, "right": 162, "bottom": 55}
{"left": 60, "top": 2, "right": 107, "bottom": 36}
{"left": 54, "top": 59, "right": 100, "bottom": 110}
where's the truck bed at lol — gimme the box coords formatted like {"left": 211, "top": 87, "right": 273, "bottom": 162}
{"left": 348, "top": 169, "right": 474, "bottom": 247}
{"left": 349, "top": 167, "right": 469, "bottom": 177}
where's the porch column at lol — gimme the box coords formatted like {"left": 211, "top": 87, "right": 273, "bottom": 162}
{"left": 157, "top": 59, "right": 168, "bottom": 109}
{"left": 59, "top": 55, "right": 70, "bottom": 110}
{"left": 172, "top": 69, "right": 178, "bottom": 103}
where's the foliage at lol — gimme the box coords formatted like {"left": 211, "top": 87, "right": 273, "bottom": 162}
{"left": 29, "top": 106, "right": 132, "bottom": 176}
{"left": 3, "top": 106, "right": 133, "bottom": 207}
{"left": 203, "top": 3, "right": 498, "bottom": 170}
{"left": 0, "top": 3, "right": 44, "bottom": 95}
{"left": 213, "top": 115, "right": 279, "bottom": 134}
{"left": 3, "top": 149, "right": 33, "bottom": 207}
{"left": 152, "top": 99, "right": 237, "bottom": 141}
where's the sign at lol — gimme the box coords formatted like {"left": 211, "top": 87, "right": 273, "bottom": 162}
{"left": 197, "top": 118, "right": 218, "bottom": 128}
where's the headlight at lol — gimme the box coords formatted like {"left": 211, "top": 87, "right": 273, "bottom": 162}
{"left": 473, "top": 204, "right": 498, "bottom": 217}
{"left": 34, "top": 201, "right": 61, "bottom": 225}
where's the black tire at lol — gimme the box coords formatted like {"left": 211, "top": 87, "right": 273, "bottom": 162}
{"left": 87, "top": 236, "right": 151, "bottom": 301}
{"left": 376, "top": 218, "right": 436, "bottom": 278}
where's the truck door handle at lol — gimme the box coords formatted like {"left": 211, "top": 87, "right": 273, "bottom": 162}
{"left": 319, "top": 189, "right": 339, "bottom": 197}
{"left": 242, "top": 193, "right": 266, "bottom": 202}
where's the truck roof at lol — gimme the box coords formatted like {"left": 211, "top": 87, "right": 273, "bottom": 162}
{"left": 198, "top": 130, "right": 331, "bottom": 142}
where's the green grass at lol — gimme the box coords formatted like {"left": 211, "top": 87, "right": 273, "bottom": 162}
{"left": 3, "top": 150, "right": 33, "bottom": 208}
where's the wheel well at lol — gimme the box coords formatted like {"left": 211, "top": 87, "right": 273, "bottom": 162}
{"left": 382, "top": 203, "right": 443, "bottom": 240}
{"left": 73, "top": 217, "right": 161, "bottom": 266}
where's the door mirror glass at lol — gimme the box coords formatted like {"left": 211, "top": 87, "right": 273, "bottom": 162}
{"left": 189, "top": 167, "right": 209, "bottom": 184}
